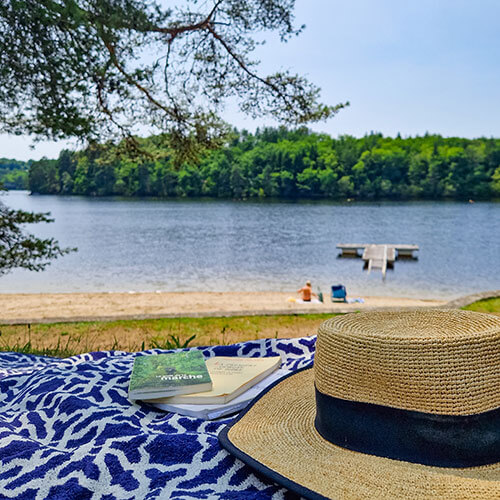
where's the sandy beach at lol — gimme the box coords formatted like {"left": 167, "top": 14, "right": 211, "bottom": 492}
{"left": 0, "top": 291, "right": 447, "bottom": 324}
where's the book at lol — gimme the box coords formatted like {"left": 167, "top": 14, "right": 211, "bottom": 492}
{"left": 145, "top": 355, "right": 281, "bottom": 405}
{"left": 148, "top": 367, "right": 289, "bottom": 420}
{"left": 128, "top": 351, "right": 212, "bottom": 400}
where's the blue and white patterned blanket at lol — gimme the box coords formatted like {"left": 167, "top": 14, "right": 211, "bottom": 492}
{"left": 0, "top": 336, "right": 316, "bottom": 499}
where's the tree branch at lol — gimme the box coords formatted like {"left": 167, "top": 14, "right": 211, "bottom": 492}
{"left": 110, "top": 0, "right": 225, "bottom": 42}
{"left": 100, "top": 37, "right": 182, "bottom": 122}
{"left": 205, "top": 24, "right": 296, "bottom": 107}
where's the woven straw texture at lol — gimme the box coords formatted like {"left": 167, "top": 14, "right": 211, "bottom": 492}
{"left": 227, "top": 368, "right": 500, "bottom": 500}
{"left": 315, "top": 310, "right": 500, "bottom": 415}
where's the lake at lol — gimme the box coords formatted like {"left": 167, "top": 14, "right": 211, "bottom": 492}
{"left": 1, "top": 191, "right": 499, "bottom": 299}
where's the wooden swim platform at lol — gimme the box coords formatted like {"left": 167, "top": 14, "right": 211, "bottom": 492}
{"left": 337, "top": 243, "right": 419, "bottom": 279}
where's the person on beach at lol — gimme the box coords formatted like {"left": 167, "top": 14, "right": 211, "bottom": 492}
{"left": 297, "top": 280, "right": 317, "bottom": 302}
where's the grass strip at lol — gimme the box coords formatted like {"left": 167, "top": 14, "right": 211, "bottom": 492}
{"left": 462, "top": 297, "right": 500, "bottom": 314}
{"left": 0, "top": 313, "right": 336, "bottom": 358}
{"left": 4, "top": 297, "right": 498, "bottom": 358}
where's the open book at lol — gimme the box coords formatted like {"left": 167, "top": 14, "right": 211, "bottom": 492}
{"left": 145, "top": 355, "right": 281, "bottom": 405}
{"left": 147, "top": 367, "right": 289, "bottom": 420}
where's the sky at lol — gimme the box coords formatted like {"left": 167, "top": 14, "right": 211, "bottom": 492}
{"left": 2, "top": 0, "right": 500, "bottom": 161}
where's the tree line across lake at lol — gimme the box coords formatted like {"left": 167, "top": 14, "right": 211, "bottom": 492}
{"left": 0, "top": 158, "right": 29, "bottom": 190}
{"left": 17, "top": 128, "right": 500, "bottom": 200}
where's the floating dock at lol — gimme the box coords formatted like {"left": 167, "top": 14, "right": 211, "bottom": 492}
{"left": 336, "top": 243, "right": 419, "bottom": 279}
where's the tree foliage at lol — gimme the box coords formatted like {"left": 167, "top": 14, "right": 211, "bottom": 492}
{"left": 0, "top": 159, "right": 29, "bottom": 189}
{"left": 0, "top": 195, "right": 75, "bottom": 276}
{"left": 28, "top": 128, "right": 500, "bottom": 200}
{"left": 0, "top": 1, "right": 346, "bottom": 160}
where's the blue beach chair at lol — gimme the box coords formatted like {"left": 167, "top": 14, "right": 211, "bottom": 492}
{"left": 331, "top": 285, "right": 347, "bottom": 302}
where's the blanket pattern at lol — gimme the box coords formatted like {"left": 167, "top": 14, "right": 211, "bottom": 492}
{"left": 0, "top": 337, "right": 316, "bottom": 499}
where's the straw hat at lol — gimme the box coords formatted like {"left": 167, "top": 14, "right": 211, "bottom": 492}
{"left": 219, "top": 310, "right": 500, "bottom": 499}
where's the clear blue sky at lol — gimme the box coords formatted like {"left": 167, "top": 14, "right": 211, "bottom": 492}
{"left": 2, "top": 0, "right": 500, "bottom": 161}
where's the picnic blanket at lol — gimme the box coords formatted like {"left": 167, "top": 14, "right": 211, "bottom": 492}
{"left": 0, "top": 336, "right": 316, "bottom": 499}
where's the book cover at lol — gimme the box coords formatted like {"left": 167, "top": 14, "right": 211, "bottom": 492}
{"left": 148, "top": 367, "right": 289, "bottom": 420}
{"left": 146, "top": 355, "right": 281, "bottom": 405}
{"left": 128, "top": 351, "right": 212, "bottom": 400}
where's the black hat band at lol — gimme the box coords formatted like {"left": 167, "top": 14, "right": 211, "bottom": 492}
{"left": 314, "top": 387, "right": 500, "bottom": 468}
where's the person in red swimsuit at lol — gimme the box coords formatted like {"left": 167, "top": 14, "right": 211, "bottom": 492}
{"left": 297, "top": 280, "right": 317, "bottom": 302}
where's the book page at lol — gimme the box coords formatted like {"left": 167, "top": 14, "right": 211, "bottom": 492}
{"left": 160, "top": 356, "right": 281, "bottom": 402}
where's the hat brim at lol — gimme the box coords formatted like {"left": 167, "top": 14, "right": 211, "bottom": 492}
{"left": 219, "top": 368, "right": 500, "bottom": 500}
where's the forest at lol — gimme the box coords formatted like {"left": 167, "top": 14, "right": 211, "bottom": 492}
{"left": 0, "top": 158, "right": 29, "bottom": 190}
{"left": 27, "top": 128, "right": 500, "bottom": 200}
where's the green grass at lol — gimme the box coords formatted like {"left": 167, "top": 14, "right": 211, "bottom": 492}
{"left": 0, "top": 313, "right": 337, "bottom": 358}
{"left": 462, "top": 297, "right": 500, "bottom": 314}
{"left": 4, "top": 299, "right": 499, "bottom": 359}
{"left": 0, "top": 341, "right": 79, "bottom": 358}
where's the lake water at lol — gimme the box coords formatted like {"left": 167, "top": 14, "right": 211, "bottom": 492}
{"left": 1, "top": 191, "right": 499, "bottom": 299}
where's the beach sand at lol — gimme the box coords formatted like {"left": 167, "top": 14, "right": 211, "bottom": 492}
{"left": 0, "top": 291, "right": 447, "bottom": 324}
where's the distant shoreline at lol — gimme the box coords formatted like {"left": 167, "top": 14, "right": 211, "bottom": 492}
{"left": 21, "top": 131, "right": 500, "bottom": 202}
{"left": 0, "top": 291, "right": 447, "bottom": 325}
{"left": 7, "top": 189, "right": 500, "bottom": 204}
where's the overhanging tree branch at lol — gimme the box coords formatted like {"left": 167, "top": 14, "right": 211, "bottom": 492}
{"left": 0, "top": 0, "right": 348, "bottom": 160}
{"left": 0, "top": 201, "right": 76, "bottom": 276}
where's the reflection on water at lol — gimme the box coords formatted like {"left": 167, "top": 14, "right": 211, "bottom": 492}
{"left": 1, "top": 191, "right": 499, "bottom": 299}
